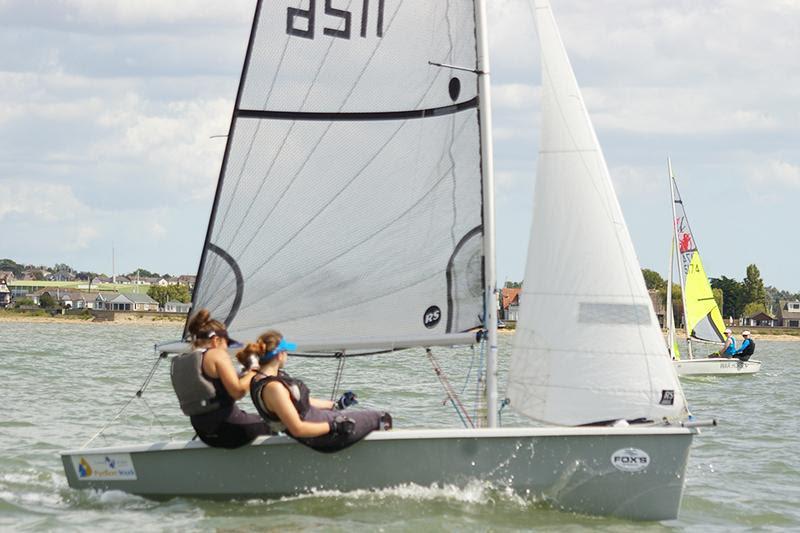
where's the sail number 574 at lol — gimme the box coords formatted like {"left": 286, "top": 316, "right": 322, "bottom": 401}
{"left": 288, "top": 0, "right": 385, "bottom": 40}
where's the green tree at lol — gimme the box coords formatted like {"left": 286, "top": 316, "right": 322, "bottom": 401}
{"left": 167, "top": 284, "right": 191, "bottom": 303}
{"left": 710, "top": 276, "right": 745, "bottom": 318}
{"left": 712, "top": 288, "right": 724, "bottom": 314}
{"left": 147, "top": 285, "right": 171, "bottom": 307}
{"left": 743, "top": 301, "right": 766, "bottom": 318}
{"left": 147, "top": 284, "right": 191, "bottom": 306}
{"left": 131, "top": 268, "right": 158, "bottom": 278}
{"left": 39, "top": 293, "right": 57, "bottom": 309}
{"left": 741, "top": 264, "right": 767, "bottom": 312}
{"left": 0, "top": 258, "right": 23, "bottom": 277}
{"left": 53, "top": 263, "right": 74, "bottom": 274}
{"left": 641, "top": 268, "right": 666, "bottom": 291}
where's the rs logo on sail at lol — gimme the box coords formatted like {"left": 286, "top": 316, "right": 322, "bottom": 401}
{"left": 611, "top": 448, "right": 650, "bottom": 472}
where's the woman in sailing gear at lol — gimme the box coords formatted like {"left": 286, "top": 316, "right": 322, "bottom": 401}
{"left": 735, "top": 331, "right": 756, "bottom": 361}
{"left": 171, "top": 309, "right": 272, "bottom": 448}
{"left": 240, "top": 330, "right": 392, "bottom": 453}
{"left": 714, "top": 328, "right": 737, "bottom": 358}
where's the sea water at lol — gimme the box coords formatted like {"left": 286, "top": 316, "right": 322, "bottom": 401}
{"left": 1, "top": 321, "right": 798, "bottom": 531}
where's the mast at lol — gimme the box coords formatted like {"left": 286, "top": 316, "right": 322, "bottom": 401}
{"left": 668, "top": 158, "right": 693, "bottom": 359}
{"left": 666, "top": 233, "right": 675, "bottom": 358}
{"left": 475, "top": 0, "right": 498, "bottom": 427}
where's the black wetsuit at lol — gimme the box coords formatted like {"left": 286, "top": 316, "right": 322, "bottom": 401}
{"left": 250, "top": 370, "right": 384, "bottom": 453}
{"left": 188, "top": 354, "right": 272, "bottom": 449}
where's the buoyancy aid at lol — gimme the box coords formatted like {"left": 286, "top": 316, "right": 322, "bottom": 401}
{"left": 737, "top": 338, "right": 755, "bottom": 360}
{"left": 250, "top": 370, "right": 312, "bottom": 434}
{"left": 170, "top": 350, "right": 232, "bottom": 416}
{"left": 724, "top": 337, "right": 737, "bottom": 356}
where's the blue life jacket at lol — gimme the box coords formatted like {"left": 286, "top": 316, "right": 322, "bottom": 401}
{"left": 724, "top": 336, "right": 737, "bottom": 356}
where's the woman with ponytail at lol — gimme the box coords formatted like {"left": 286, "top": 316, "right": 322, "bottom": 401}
{"left": 170, "top": 309, "right": 271, "bottom": 448}
{"left": 240, "top": 330, "right": 392, "bottom": 453}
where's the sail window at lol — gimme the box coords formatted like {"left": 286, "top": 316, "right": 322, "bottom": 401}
{"left": 578, "top": 303, "right": 651, "bottom": 325}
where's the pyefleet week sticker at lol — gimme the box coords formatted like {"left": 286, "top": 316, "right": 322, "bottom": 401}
{"left": 73, "top": 453, "right": 137, "bottom": 480}
{"left": 611, "top": 448, "right": 650, "bottom": 472}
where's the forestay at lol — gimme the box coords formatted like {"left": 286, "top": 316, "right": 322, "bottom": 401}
{"left": 507, "top": 0, "right": 688, "bottom": 426}
{"left": 189, "top": 1, "right": 486, "bottom": 352}
{"left": 671, "top": 176, "right": 727, "bottom": 343}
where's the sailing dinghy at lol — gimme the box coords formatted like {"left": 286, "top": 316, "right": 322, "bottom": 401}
{"left": 666, "top": 161, "right": 761, "bottom": 376}
{"left": 61, "top": 0, "right": 698, "bottom": 520}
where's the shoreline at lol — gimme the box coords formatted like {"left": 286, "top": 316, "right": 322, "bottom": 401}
{"left": 0, "top": 313, "right": 184, "bottom": 326}
{"left": 3, "top": 314, "right": 799, "bottom": 340}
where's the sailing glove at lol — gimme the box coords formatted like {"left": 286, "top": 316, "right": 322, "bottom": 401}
{"left": 329, "top": 415, "right": 355, "bottom": 436}
{"left": 335, "top": 391, "right": 358, "bottom": 410}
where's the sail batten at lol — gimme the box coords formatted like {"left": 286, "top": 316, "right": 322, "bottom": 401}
{"left": 187, "top": 1, "right": 486, "bottom": 352}
{"left": 507, "top": 0, "right": 687, "bottom": 426}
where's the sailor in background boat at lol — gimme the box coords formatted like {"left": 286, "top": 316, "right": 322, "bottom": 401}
{"left": 170, "top": 309, "right": 272, "bottom": 448}
{"left": 711, "top": 328, "right": 737, "bottom": 358}
{"left": 735, "top": 331, "right": 756, "bottom": 361}
{"left": 241, "top": 331, "right": 392, "bottom": 453}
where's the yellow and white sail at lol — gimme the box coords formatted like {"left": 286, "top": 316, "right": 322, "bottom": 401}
{"left": 670, "top": 175, "right": 726, "bottom": 343}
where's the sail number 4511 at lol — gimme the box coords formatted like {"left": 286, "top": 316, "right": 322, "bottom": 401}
{"left": 288, "top": 0, "right": 385, "bottom": 40}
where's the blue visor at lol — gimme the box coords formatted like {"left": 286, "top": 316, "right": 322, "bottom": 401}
{"left": 260, "top": 338, "right": 297, "bottom": 362}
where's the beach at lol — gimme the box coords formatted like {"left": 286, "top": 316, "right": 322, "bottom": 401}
{"left": 0, "top": 311, "right": 185, "bottom": 325}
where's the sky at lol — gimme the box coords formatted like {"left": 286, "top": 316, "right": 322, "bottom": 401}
{"left": 1, "top": 0, "right": 798, "bottom": 291}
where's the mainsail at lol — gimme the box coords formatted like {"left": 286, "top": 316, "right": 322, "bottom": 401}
{"left": 187, "top": 1, "right": 487, "bottom": 351}
{"left": 507, "top": 0, "right": 687, "bottom": 426}
{"left": 670, "top": 175, "right": 726, "bottom": 343}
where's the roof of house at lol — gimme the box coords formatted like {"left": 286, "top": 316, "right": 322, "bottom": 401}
{"left": 776, "top": 300, "right": 800, "bottom": 320}
{"left": 747, "top": 311, "right": 774, "bottom": 320}
{"left": 125, "top": 292, "right": 158, "bottom": 304}
{"left": 648, "top": 290, "right": 666, "bottom": 314}
{"left": 500, "top": 288, "right": 521, "bottom": 309}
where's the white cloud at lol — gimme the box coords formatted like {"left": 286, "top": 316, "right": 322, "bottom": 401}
{"left": 0, "top": 180, "right": 86, "bottom": 222}
{"left": 74, "top": 225, "right": 99, "bottom": 250}
{"left": 750, "top": 159, "right": 800, "bottom": 190}
{"left": 149, "top": 221, "right": 167, "bottom": 240}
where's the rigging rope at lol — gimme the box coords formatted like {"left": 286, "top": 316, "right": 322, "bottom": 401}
{"left": 426, "top": 348, "right": 474, "bottom": 429}
{"left": 329, "top": 352, "right": 346, "bottom": 401}
{"left": 80, "top": 347, "right": 169, "bottom": 449}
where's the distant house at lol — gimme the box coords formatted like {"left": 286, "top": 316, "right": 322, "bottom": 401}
{"left": 177, "top": 275, "right": 196, "bottom": 290}
{"left": 0, "top": 271, "right": 16, "bottom": 282}
{"left": 164, "top": 300, "right": 191, "bottom": 313}
{"left": 156, "top": 278, "right": 170, "bottom": 286}
{"left": 649, "top": 290, "right": 666, "bottom": 328}
{"left": 115, "top": 276, "right": 132, "bottom": 285}
{"left": 776, "top": 300, "right": 800, "bottom": 328}
{"left": 91, "top": 276, "right": 113, "bottom": 285}
{"left": 106, "top": 292, "right": 159, "bottom": 311}
{"left": 0, "top": 278, "right": 10, "bottom": 308}
{"left": 500, "top": 287, "right": 521, "bottom": 321}
{"left": 744, "top": 311, "right": 776, "bottom": 328}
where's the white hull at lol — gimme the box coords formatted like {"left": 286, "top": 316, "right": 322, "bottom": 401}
{"left": 62, "top": 426, "right": 694, "bottom": 521}
{"left": 674, "top": 358, "right": 761, "bottom": 376}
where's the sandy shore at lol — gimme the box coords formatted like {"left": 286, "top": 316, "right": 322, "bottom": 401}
{"left": 3, "top": 314, "right": 798, "bottom": 340}
{"left": 498, "top": 327, "right": 800, "bottom": 341}
{"left": 0, "top": 313, "right": 184, "bottom": 326}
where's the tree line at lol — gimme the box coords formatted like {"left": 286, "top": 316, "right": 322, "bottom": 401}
{"left": 642, "top": 264, "right": 796, "bottom": 319}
